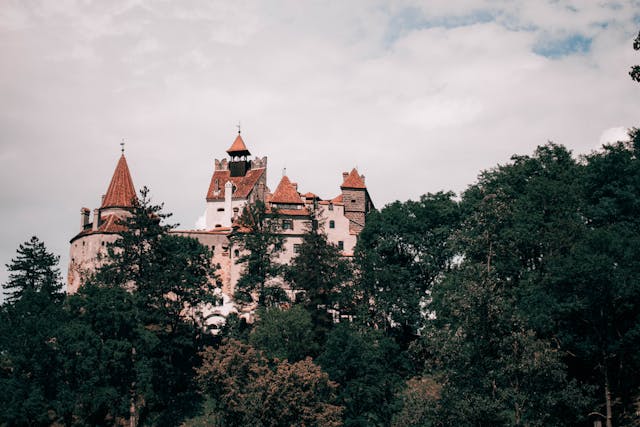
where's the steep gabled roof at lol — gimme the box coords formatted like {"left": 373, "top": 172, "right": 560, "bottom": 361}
{"left": 270, "top": 175, "right": 304, "bottom": 205}
{"left": 101, "top": 155, "right": 137, "bottom": 208}
{"left": 206, "top": 168, "right": 265, "bottom": 201}
{"left": 340, "top": 168, "right": 366, "bottom": 189}
{"left": 226, "top": 133, "right": 251, "bottom": 156}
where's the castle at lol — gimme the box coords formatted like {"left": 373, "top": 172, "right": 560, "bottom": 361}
{"left": 68, "top": 132, "right": 373, "bottom": 317}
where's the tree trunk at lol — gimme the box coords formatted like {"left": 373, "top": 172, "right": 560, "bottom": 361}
{"left": 604, "top": 361, "right": 613, "bottom": 427}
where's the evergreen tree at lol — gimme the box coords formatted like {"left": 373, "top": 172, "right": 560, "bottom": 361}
{"left": 3, "top": 235, "right": 63, "bottom": 303}
{"left": 0, "top": 237, "right": 66, "bottom": 425}
{"left": 93, "top": 187, "right": 218, "bottom": 425}
{"left": 233, "top": 200, "right": 286, "bottom": 308}
{"left": 285, "top": 213, "right": 352, "bottom": 344}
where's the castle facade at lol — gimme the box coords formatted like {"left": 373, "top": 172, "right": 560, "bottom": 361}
{"left": 68, "top": 132, "right": 373, "bottom": 316}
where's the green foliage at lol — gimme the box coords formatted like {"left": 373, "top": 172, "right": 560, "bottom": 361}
{"left": 0, "top": 237, "right": 65, "bottom": 425}
{"left": 249, "top": 305, "right": 317, "bottom": 361}
{"left": 91, "top": 186, "right": 218, "bottom": 425}
{"left": 233, "top": 200, "right": 286, "bottom": 308}
{"left": 197, "top": 339, "right": 343, "bottom": 426}
{"left": 3, "top": 235, "right": 63, "bottom": 303}
{"left": 631, "top": 30, "right": 640, "bottom": 82}
{"left": 353, "top": 192, "right": 461, "bottom": 344}
{"left": 317, "top": 323, "right": 408, "bottom": 427}
{"left": 285, "top": 213, "right": 352, "bottom": 343}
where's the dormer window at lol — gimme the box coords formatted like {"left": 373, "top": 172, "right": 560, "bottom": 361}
{"left": 214, "top": 179, "right": 219, "bottom": 192}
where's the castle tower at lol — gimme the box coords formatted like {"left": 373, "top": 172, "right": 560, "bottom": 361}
{"left": 205, "top": 132, "right": 268, "bottom": 229}
{"left": 227, "top": 132, "right": 251, "bottom": 177}
{"left": 340, "top": 168, "right": 373, "bottom": 234}
{"left": 67, "top": 152, "right": 137, "bottom": 293}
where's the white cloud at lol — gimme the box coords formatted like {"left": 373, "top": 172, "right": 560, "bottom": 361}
{"left": 1, "top": 0, "right": 639, "bottom": 287}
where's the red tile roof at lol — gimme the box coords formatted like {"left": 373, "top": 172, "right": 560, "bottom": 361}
{"left": 319, "top": 194, "right": 344, "bottom": 206}
{"left": 340, "top": 168, "right": 366, "bottom": 189}
{"left": 270, "top": 176, "right": 304, "bottom": 205}
{"left": 226, "top": 133, "right": 250, "bottom": 155}
{"left": 277, "top": 208, "right": 310, "bottom": 216}
{"left": 206, "top": 168, "right": 265, "bottom": 201}
{"left": 101, "top": 155, "right": 137, "bottom": 208}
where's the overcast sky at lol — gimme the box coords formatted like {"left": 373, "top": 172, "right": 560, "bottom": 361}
{"left": 1, "top": 0, "right": 639, "bottom": 290}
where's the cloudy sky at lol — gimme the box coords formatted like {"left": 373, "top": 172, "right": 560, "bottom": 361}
{"left": 1, "top": 0, "right": 639, "bottom": 289}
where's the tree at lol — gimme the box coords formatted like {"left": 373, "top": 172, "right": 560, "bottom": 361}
{"left": 317, "top": 323, "right": 407, "bottom": 427}
{"left": 630, "top": 30, "right": 640, "bottom": 83}
{"left": 197, "top": 339, "right": 343, "bottom": 426}
{"left": 285, "top": 213, "right": 352, "bottom": 344}
{"left": 248, "top": 305, "right": 317, "bottom": 362}
{"left": 233, "top": 200, "right": 286, "bottom": 308}
{"left": 0, "top": 237, "right": 66, "bottom": 425}
{"left": 3, "top": 236, "right": 63, "bottom": 303}
{"left": 93, "top": 187, "right": 218, "bottom": 425}
{"left": 353, "top": 192, "right": 461, "bottom": 345}
{"left": 542, "top": 136, "right": 640, "bottom": 426}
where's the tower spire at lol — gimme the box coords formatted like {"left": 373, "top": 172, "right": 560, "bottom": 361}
{"left": 120, "top": 139, "right": 125, "bottom": 154}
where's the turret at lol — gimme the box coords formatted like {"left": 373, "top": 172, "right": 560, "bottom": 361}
{"left": 226, "top": 131, "right": 251, "bottom": 177}
{"left": 340, "top": 168, "right": 373, "bottom": 234}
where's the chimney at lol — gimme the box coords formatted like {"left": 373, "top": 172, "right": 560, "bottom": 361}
{"left": 292, "top": 182, "right": 298, "bottom": 191}
{"left": 223, "top": 181, "right": 233, "bottom": 227}
{"left": 101, "top": 194, "right": 106, "bottom": 205}
{"left": 361, "top": 174, "right": 365, "bottom": 184}
{"left": 80, "top": 208, "right": 90, "bottom": 230}
{"left": 92, "top": 208, "right": 100, "bottom": 231}
{"left": 342, "top": 172, "right": 348, "bottom": 180}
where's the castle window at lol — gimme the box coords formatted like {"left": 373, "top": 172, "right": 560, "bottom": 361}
{"left": 211, "top": 245, "right": 215, "bottom": 253}
{"left": 234, "top": 249, "right": 240, "bottom": 257}
{"left": 101, "top": 241, "right": 105, "bottom": 246}
{"left": 282, "top": 219, "right": 293, "bottom": 230}
{"left": 328, "top": 203, "right": 334, "bottom": 211}
{"left": 338, "top": 241, "right": 344, "bottom": 250}
{"left": 329, "top": 220, "right": 335, "bottom": 229}
{"left": 217, "top": 208, "right": 224, "bottom": 212}
{"left": 351, "top": 199, "right": 356, "bottom": 203}
{"left": 294, "top": 244, "right": 301, "bottom": 254}
{"left": 214, "top": 179, "right": 219, "bottom": 192}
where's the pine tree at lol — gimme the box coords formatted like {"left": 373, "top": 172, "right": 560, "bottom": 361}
{"left": 285, "top": 212, "right": 351, "bottom": 344}
{"left": 92, "top": 186, "right": 218, "bottom": 425}
{"left": 0, "top": 237, "right": 66, "bottom": 425}
{"left": 233, "top": 200, "right": 286, "bottom": 308}
{"left": 3, "top": 236, "right": 63, "bottom": 303}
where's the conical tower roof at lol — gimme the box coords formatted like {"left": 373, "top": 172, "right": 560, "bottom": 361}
{"left": 101, "top": 154, "right": 137, "bottom": 208}
{"left": 226, "top": 133, "right": 251, "bottom": 156}
{"left": 340, "top": 168, "right": 366, "bottom": 189}
{"left": 271, "top": 175, "right": 304, "bottom": 204}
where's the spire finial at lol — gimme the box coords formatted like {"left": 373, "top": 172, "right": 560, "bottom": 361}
{"left": 283, "top": 167, "right": 286, "bottom": 177}
{"left": 120, "top": 139, "right": 125, "bottom": 154}
{"left": 236, "top": 122, "right": 241, "bottom": 135}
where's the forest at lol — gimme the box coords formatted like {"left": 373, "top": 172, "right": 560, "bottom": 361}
{"left": 2, "top": 127, "right": 640, "bottom": 427}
